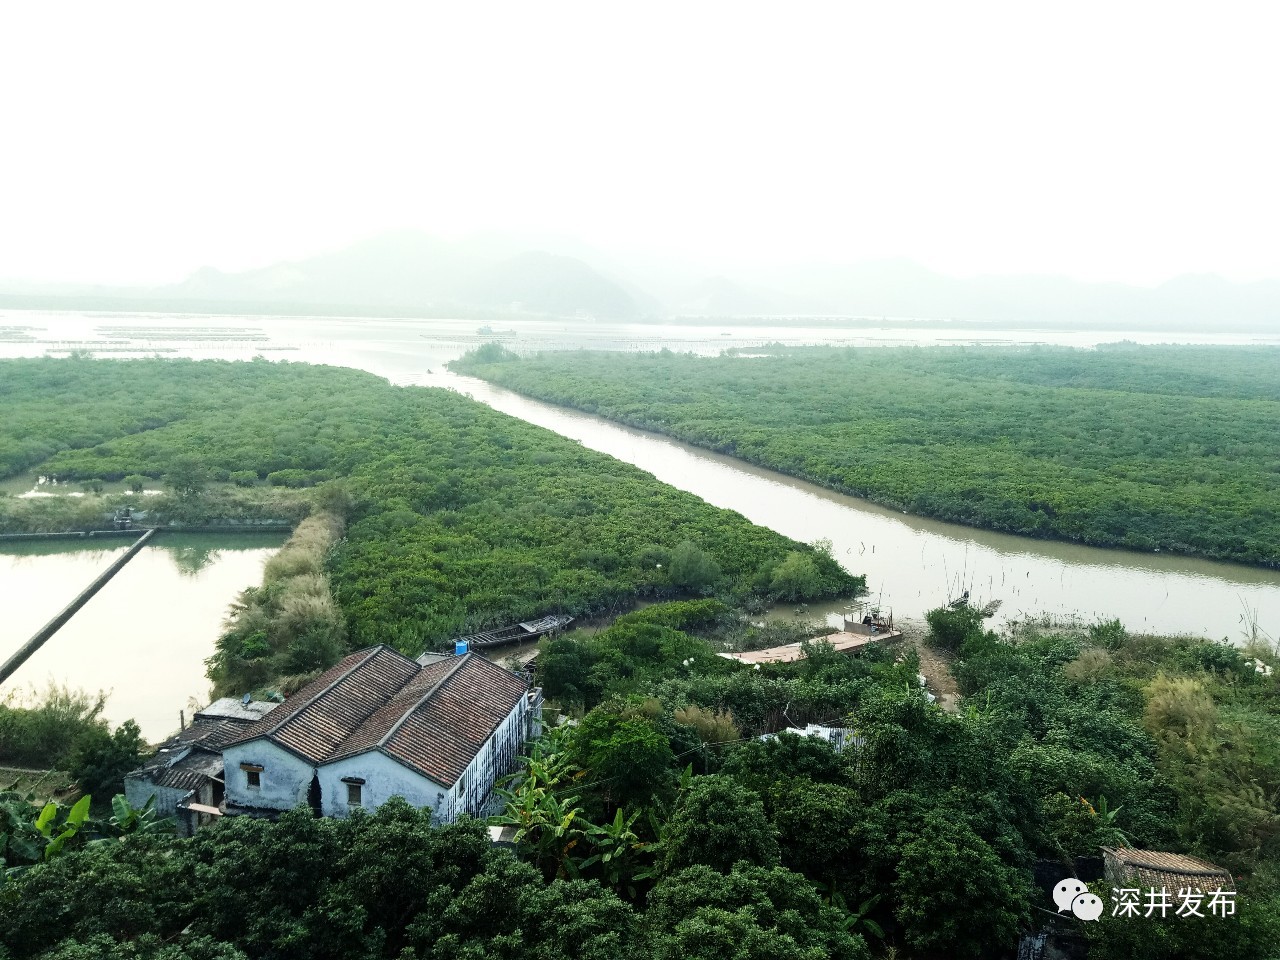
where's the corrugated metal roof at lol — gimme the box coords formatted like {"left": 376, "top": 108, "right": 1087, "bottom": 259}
{"left": 228, "top": 645, "right": 528, "bottom": 785}
{"left": 194, "top": 697, "right": 279, "bottom": 723}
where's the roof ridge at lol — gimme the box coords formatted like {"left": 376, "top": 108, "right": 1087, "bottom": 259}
{"left": 1104, "top": 847, "right": 1231, "bottom": 876}
{"left": 373, "top": 654, "right": 472, "bottom": 753}
{"left": 248, "top": 645, "right": 387, "bottom": 742}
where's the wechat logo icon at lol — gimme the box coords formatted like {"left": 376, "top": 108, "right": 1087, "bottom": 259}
{"left": 1054, "top": 878, "right": 1103, "bottom": 921}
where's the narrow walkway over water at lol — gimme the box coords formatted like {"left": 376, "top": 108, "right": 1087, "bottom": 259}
{"left": 0, "top": 529, "right": 156, "bottom": 686}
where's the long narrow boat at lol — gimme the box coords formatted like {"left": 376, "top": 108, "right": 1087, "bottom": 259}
{"left": 452, "top": 614, "right": 574, "bottom": 649}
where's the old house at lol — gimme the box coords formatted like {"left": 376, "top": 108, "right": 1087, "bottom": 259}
{"left": 222, "top": 644, "right": 542, "bottom": 822}
{"left": 124, "top": 696, "right": 278, "bottom": 836}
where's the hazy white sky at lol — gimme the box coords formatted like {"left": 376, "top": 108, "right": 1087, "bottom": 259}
{"left": 2, "top": 2, "right": 1278, "bottom": 286}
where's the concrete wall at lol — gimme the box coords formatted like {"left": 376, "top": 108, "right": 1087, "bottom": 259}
{"left": 441, "top": 696, "right": 528, "bottom": 821}
{"left": 315, "top": 695, "right": 529, "bottom": 823}
{"left": 318, "top": 751, "right": 446, "bottom": 819}
{"left": 223, "top": 739, "right": 315, "bottom": 811}
{"left": 221, "top": 688, "right": 532, "bottom": 822}
{"left": 124, "top": 777, "right": 190, "bottom": 819}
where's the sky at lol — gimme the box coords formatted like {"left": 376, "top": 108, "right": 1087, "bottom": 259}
{"left": 2, "top": 2, "right": 1279, "bottom": 287}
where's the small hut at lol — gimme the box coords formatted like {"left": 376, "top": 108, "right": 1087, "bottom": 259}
{"left": 1102, "top": 847, "right": 1235, "bottom": 893}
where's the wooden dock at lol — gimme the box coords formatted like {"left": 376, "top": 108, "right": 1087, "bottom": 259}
{"left": 719, "top": 627, "right": 902, "bottom": 666}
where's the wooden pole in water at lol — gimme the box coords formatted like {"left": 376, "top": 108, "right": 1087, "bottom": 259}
{"left": 0, "top": 528, "right": 158, "bottom": 687}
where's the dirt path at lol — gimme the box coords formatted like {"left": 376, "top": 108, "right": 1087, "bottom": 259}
{"left": 0, "top": 766, "right": 77, "bottom": 801}
{"left": 898, "top": 617, "right": 962, "bottom": 713}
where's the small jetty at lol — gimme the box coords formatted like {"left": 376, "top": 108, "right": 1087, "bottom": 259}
{"left": 448, "top": 614, "right": 574, "bottom": 650}
{"left": 720, "top": 609, "right": 901, "bottom": 666}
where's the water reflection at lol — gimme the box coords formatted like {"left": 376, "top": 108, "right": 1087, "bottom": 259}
{"left": 0, "top": 533, "right": 284, "bottom": 738}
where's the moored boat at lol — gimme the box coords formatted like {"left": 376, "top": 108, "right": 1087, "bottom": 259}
{"left": 451, "top": 614, "right": 574, "bottom": 649}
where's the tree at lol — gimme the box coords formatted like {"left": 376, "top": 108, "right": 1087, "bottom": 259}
{"left": 891, "top": 812, "right": 1031, "bottom": 960}
{"left": 668, "top": 541, "right": 721, "bottom": 593}
{"left": 123, "top": 475, "right": 149, "bottom": 494}
{"left": 569, "top": 711, "right": 676, "bottom": 815}
{"left": 723, "top": 731, "right": 853, "bottom": 795}
{"left": 646, "top": 863, "right": 870, "bottom": 960}
{"left": 164, "top": 457, "right": 210, "bottom": 501}
{"left": 924, "top": 605, "right": 985, "bottom": 652}
{"left": 768, "top": 779, "right": 864, "bottom": 888}
{"left": 70, "top": 719, "right": 145, "bottom": 799}
{"left": 660, "top": 776, "right": 779, "bottom": 874}
{"left": 770, "top": 551, "right": 822, "bottom": 601}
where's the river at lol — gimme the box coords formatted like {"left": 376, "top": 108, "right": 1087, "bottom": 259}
{"left": 2, "top": 310, "right": 1278, "bottom": 718}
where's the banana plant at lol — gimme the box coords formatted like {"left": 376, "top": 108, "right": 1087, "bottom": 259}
{"left": 832, "top": 891, "right": 886, "bottom": 940}
{"left": 491, "top": 785, "right": 590, "bottom": 879}
{"left": 104, "top": 794, "right": 173, "bottom": 836}
{"left": 36, "top": 794, "right": 91, "bottom": 859}
{"left": 1090, "top": 795, "right": 1131, "bottom": 847}
{"left": 578, "top": 807, "right": 655, "bottom": 898}
{"left": 491, "top": 731, "right": 593, "bottom": 880}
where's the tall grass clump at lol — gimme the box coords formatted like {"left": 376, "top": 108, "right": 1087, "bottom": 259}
{"left": 206, "top": 512, "right": 348, "bottom": 696}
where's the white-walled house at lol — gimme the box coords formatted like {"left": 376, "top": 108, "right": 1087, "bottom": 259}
{"left": 222, "top": 645, "right": 541, "bottom": 822}
{"left": 125, "top": 697, "right": 278, "bottom": 836}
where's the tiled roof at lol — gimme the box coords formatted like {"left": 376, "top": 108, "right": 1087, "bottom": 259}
{"left": 225, "top": 646, "right": 421, "bottom": 763}
{"left": 1103, "top": 847, "right": 1236, "bottom": 891}
{"left": 151, "top": 750, "right": 225, "bottom": 792}
{"left": 128, "top": 713, "right": 268, "bottom": 788}
{"left": 377, "top": 655, "right": 530, "bottom": 786}
{"left": 227, "top": 645, "right": 529, "bottom": 786}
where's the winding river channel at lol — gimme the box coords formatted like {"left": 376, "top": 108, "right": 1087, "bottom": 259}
{"left": 3, "top": 311, "right": 1279, "bottom": 739}
{"left": 303, "top": 317, "right": 1280, "bottom": 644}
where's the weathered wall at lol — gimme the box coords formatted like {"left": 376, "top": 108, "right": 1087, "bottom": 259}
{"left": 318, "top": 751, "right": 445, "bottom": 818}
{"left": 124, "top": 777, "right": 190, "bottom": 818}
{"left": 441, "top": 696, "right": 528, "bottom": 821}
{"left": 313, "top": 695, "right": 530, "bottom": 823}
{"left": 222, "top": 739, "right": 314, "bottom": 811}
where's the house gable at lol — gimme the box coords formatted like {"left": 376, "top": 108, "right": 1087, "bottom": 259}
{"left": 223, "top": 738, "right": 316, "bottom": 812}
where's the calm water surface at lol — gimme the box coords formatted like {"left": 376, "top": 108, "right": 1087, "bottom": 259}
{"left": 0, "top": 534, "right": 284, "bottom": 739}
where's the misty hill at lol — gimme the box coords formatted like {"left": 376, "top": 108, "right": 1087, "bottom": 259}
{"left": 4, "top": 230, "right": 1280, "bottom": 330}
{"left": 161, "top": 232, "right": 658, "bottom": 320}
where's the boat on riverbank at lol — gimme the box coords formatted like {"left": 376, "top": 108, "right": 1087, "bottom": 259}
{"left": 450, "top": 614, "right": 574, "bottom": 650}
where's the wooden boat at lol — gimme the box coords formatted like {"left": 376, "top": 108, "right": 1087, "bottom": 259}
{"left": 452, "top": 614, "right": 574, "bottom": 649}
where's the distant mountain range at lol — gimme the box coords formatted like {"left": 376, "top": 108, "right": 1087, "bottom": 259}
{"left": 3, "top": 230, "right": 1279, "bottom": 329}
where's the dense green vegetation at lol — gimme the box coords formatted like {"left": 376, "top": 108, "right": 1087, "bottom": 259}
{"left": 7, "top": 602, "right": 1276, "bottom": 958}
{"left": 453, "top": 344, "right": 1280, "bottom": 566}
{"left": 0, "top": 358, "right": 859, "bottom": 682}
{"left": 9, "top": 354, "right": 1278, "bottom": 957}
{"left": 516, "top": 603, "right": 1280, "bottom": 958}
{"left": 206, "top": 512, "right": 349, "bottom": 696}
{"left": 0, "top": 685, "right": 144, "bottom": 801}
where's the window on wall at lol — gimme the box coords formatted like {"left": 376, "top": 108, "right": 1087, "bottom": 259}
{"left": 347, "top": 782, "right": 362, "bottom": 806}
{"left": 240, "top": 762, "right": 263, "bottom": 789}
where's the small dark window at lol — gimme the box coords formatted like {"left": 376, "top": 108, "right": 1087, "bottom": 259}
{"left": 347, "top": 782, "right": 362, "bottom": 806}
{"left": 246, "top": 770, "right": 261, "bottom": 789}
